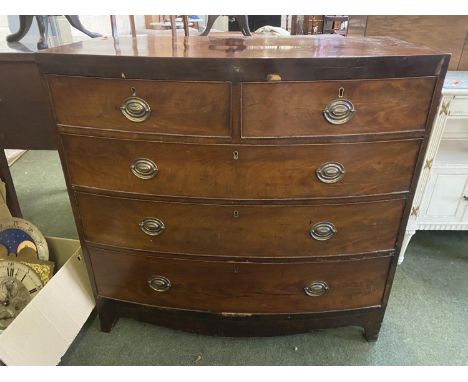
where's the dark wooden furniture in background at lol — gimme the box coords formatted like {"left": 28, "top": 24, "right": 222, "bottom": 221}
{"left": 322, "top": 16, "right": 349, "bottom": 35}
{"left": 37, "top": 35, "right": 448, "bottom": 340}
{"left": 0, "top": 42, "right": 56, "bottom": 217}
{"left": 348, "top": 16, "right": 468, "bottom": 71}
{"left": 290, "top": 16, "right": 324, "bottom": 35}
{"left": 289, "top": 16, "right": 348, "bottom": 35}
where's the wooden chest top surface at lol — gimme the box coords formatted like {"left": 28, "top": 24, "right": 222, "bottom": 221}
{"left": 36, "top": 35, "right": 450, "bottom": 81}
{"left": 38, "top": 34, "right": 443, "bottom": 59}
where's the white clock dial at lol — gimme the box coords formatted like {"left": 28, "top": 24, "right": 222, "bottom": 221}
{"left": 0, "top": 261, "right": 43, "bottom": 330}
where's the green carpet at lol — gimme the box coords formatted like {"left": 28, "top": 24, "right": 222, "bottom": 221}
{"left": 9, "top": 150, "right": 78, "bottom": 240}
{"left": 10, "top": 150, "right": 468, "bottom": 366}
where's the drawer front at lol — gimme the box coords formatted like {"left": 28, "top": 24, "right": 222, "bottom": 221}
{"left": 62, "top": 134, "right": 421, "bottom": 199}
{"left": 449, "top": 96, "right": 468, "bottom": 116}
{"left": 89, "top": 247, "right": 391, "bottom": 313}
{"left": 76, "top": 193, "right": 405, "bottom": 257}
{"left": 242, "top": 77, "right": 436, "bottom": 138}
{"left": 47, "top": 75, "right": 231, "bottom": 137}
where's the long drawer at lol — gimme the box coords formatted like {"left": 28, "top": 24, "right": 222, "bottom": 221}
{"left": 89, "top": 247, "right": 391, "bottom": 314}
{"left": 242, "top": 77, "right": 436, "bottom": 138}
{"left": 62, "top": 134, "right": 421, "bottom": 199}
{"left": 47, "top": 75, "right": 231, "bottom": 137}
{"left": 76, "top": 192, "right": 406, "bottom": 258}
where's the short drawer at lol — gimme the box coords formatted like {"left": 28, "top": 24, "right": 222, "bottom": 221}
{"left": 242, "top": 77, "right": 436, "bottom": 138}
{"left": 47, "top": 75, "right": 231, "bottom": 137}
{"left": 449, "top": 96, "right": 468, "bottom": 116}
{"left": 76, "top": 192, "right": 405, "bottom": 258}
{"left": 89, "top": 247, "right": 391, "bottom": 314}
{"left": 62, "top": 134, "right": 421, "bottom": 199}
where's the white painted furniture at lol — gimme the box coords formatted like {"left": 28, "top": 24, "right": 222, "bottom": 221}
{"left": 400, "top": 71, "right": 468, "bottom": 263}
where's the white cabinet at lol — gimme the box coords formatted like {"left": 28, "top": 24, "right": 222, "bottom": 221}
{"left": 400, "top": 71, "right": 468, "bottom": 263}
{"left": 450, "top": 96, "right": 468, "bottom": 116}
{"left": 419, "top": 168, "right": 468, "bottom": 225}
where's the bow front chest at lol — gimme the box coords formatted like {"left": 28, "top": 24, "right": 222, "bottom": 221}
{"left": 37, "top": 35, "right": 449, "bottom": 340}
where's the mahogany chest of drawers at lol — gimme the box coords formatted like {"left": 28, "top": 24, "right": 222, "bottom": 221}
{"left": 37, "top": 35, "right": 449, "bottom": 341}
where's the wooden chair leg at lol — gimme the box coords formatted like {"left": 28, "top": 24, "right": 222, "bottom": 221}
{"left": 129, "top": 15, "right": 136, "bottom": 38}
{"left": 183, "top": 16, "right": 189, "bottom": 36}
{"left": 170, "top": 15, "right": 177, "bottom": 42}
{"left": 110, "top": 15, "right": 118, "bottom": 38}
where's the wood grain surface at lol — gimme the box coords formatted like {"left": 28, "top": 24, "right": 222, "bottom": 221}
{"left": 36, "top": 35, "right": 449, "bottom": 81}
{"left": 76, "top": 192, "right": 406, "bottom": 258}
{"left": 242, "top": 78, "right": 436, "bottom": 137}
{"left": 361, "top": 16, "right": 468, "bottom": 71}
{"left": 89, "top": 247, "right": 391, "bottom": 314}
{"left": 48, "top": 75, "right": 231, "bottom": 137}
{"left": 62, "top": 133, "right": 421, "bottom": 199}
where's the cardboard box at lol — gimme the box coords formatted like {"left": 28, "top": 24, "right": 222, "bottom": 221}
{"left": 0, "top": 181, "right": 95, "bottom": 365}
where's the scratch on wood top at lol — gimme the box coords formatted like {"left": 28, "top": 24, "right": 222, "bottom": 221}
{"left": 221, "top": 312, "right": 253, "bottom": 317}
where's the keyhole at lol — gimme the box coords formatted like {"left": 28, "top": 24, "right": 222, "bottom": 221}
{"left": 233, "top": 210, "right": 239, "bottom": 218}
{"left": 233, "top": 150, "right": 239, "bottom": 160}
{"left": 338, "top": 87, "right": 345, "bottom": 98}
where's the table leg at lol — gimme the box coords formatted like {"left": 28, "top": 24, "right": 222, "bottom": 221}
{"left": 0, "top": 150, "right": 22, "bottom": 218}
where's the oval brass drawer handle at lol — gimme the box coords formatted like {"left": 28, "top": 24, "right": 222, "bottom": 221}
{"left": 140, "top": 218, "right": 165, "bottom": 236}
{"left": 148, "top": 275, "right": 171, "bottom": 292}
{"left": 120, "top": 87, "right": 151, "bottom": 122}
{"left": 304, "top": 281, "right": 329, "bottom": 297}
{"left": 309, "top": 222, "right": 337, "bottom": 241}
{"left": 131, "top": 158, "right": 158, "bottom": 179}
{"left": 316, "top": 162, "right": 345, "bottom": 183}
{"left": 323, "top": 87, "right": 355, "bottom": 125}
